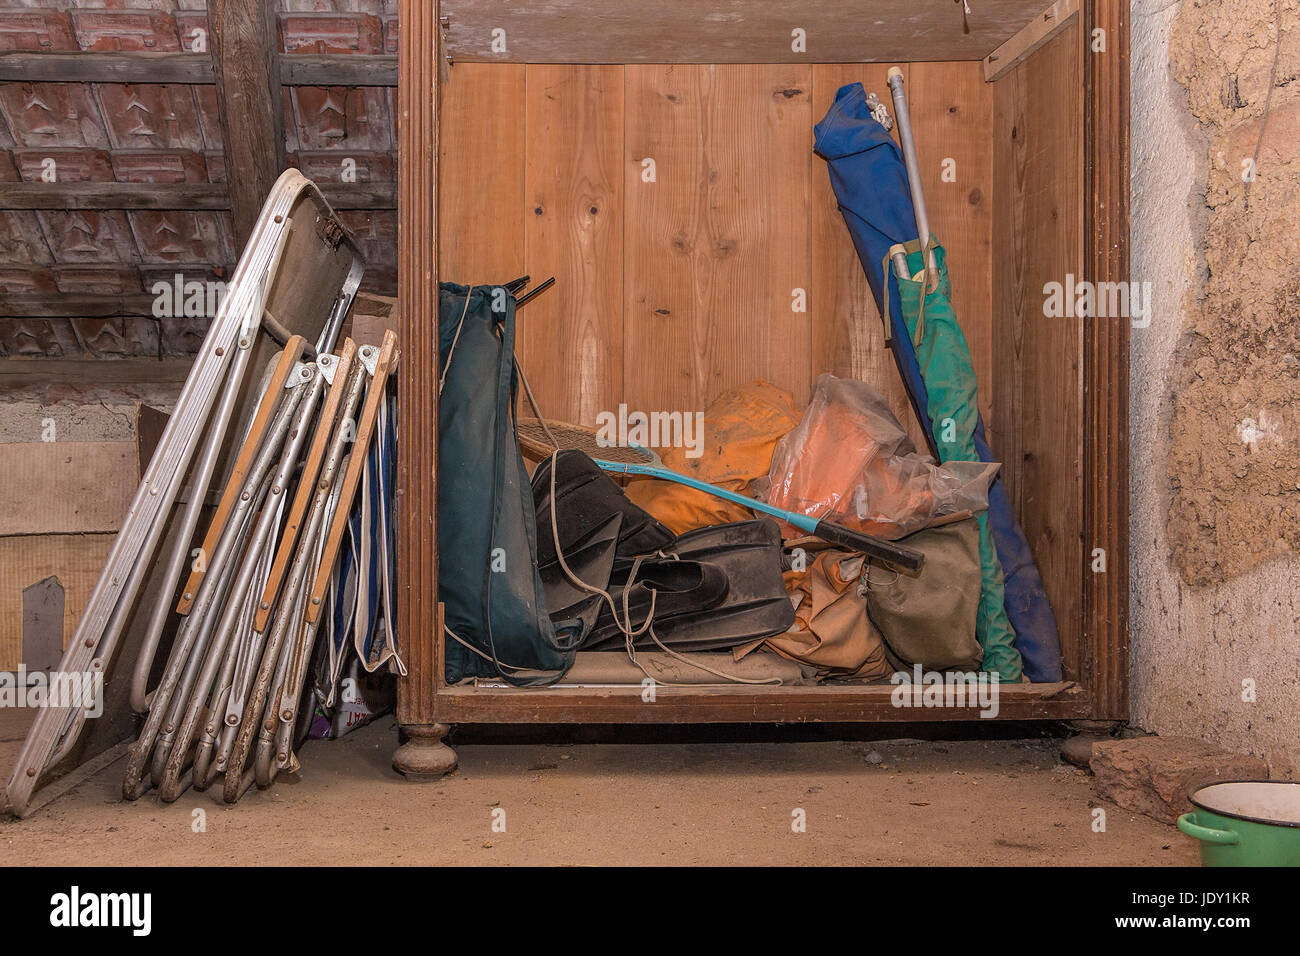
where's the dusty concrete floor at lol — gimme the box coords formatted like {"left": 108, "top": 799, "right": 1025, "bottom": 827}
{"left": 2, "top": 720, "right": 1196, "bottom": 866}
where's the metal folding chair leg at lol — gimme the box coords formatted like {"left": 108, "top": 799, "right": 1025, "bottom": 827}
{"left": 191, "top": 428, "right": 291, "bottom": 792}
{"left": 123, "top": 500, "right": 253, "bottom": 800}
{"left": 272, "top": 617, "right": 321, "bottom": 777}
{"left": 158, "top": 366, "right": 325, "bottom": 802}
{"left": 255, "top": 342, "right": 359, "bottom": 631}
{"left": 192, "top": 543, "right": 268, "bottom": 791}
{"left": 222, "top": 352, "right": 368, "bottom": 803}
{"left": 149, "top": 376, "right": 311, "bottom": 793}
{"left": 211, "top": 352, "right": 358, "bottom": 784}
{"left": 176, "top": 337, "right": 310, "bottom": 616}
{"left": 239, "top": 555, "right": 312, "bottom": 795}
{"left": 145, "top": 499, "right": 256, "bottom": 791}
{"left": 125, "top": 375, "right": 306, "bottom": 798}
{"left": 254, "top": 613, "right": 302, "bottom": 789}
{"left": 128, "top": 337, "right": 260, "bottom": 716}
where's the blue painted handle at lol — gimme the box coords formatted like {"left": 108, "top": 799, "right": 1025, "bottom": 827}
{"left": 595, "top": 458, "right": 924, "bottom": 571}
{"left": 596, "top": 458, "right": 816, "bottom": 528}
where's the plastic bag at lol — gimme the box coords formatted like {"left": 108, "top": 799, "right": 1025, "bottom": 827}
{"left": 757, "top": 374, "right": 999, "bottom": 540}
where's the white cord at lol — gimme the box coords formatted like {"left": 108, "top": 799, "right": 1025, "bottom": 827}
{"left": 437, "top": 290, "right": 472, "bottom": 395}
{"left": 545, "top": 450, "right": 780, "bottom": 686}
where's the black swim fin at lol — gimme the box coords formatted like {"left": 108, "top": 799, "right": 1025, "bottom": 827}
{"left": 536, "top": 511, "right": 621, "bottom": 637}
{"left": 587, "top": 518, "right": 795, "bottom": 652}
{"left": 532, "top": 449, "right": 674, "bottom": 571}
{"left": 583, "top": 558, "right": 730, "bottom": 649}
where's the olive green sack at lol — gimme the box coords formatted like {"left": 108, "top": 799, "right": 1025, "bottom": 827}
{"left": 863, "top": 518, "right": 984, "bottom": 673}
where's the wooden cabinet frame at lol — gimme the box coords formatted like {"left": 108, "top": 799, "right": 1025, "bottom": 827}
{"left": 392, "top": 0, "right": 1128, "bottom": 776}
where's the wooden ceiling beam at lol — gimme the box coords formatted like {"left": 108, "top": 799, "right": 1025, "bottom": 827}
{"left": 318, "top": 181, "right": 396, "bottom": 208}
{"left": 278, "top": 55, "right": 398, "bottom": 87}
{"left": 0, "top": 182, "right": 394, "bottom": 211}
{"left": 0, "top": 294, "right": 161, "bottom": 319}
{"left": 0, "top": 51, "right": 214, "bottom": 84}
{"left": 210, "top": 0, "right": 287, "bottom": 250}
{"left": 0, "top": 52, "right": 398, "bottom": 86}
{"left": 0, "top": 357, "right": 196, "bottom": 389}
{"left": 0, "top": 183, "right": 228, "bottom": 211}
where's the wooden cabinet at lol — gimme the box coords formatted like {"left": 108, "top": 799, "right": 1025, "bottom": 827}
{"left": 393, "top": 0, "right": 1129, "bottom": 776}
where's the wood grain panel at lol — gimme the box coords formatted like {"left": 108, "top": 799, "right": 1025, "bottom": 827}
{"left": 0, "top": 535, "right": 116, "bottom": 672}
{"left": 909, "top": 61, "right": 995, "bottom": 431}
{"left": 1082, "top": 0, "right": 1130, "bottom": 719}
{"left": 395, "top": 0, "right": 440, "bottom": 730}
{"left": 992, "top": 24, "right": 1084, "bottom": 681}
{"left": 519, "top": 65, "right": 624, "bottom": 426}
{"left": 433, "top": 681, "right": 1090, "bottom": 724}
{"left": 442, "top": 0, "right": 1061, "bottom": 65}
{"left": 437, "top": 63, "right": 525, "bottom": 283}
{"left": 0, "top": 442, "right": 135, "bottom": 536}
{"left": 624, "top": 64, "right": 812, "bottom": 416}
{"left": 810, "top": 63, "right": 915, "bottom": 433}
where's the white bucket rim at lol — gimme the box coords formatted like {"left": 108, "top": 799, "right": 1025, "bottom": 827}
{"left": 1190, "top": 780, "right": 1300, "bottom": 828}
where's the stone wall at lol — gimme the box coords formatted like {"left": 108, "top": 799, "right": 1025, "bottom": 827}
{"left": 1130, "top": 0, "right": 1299, "bottom": 773}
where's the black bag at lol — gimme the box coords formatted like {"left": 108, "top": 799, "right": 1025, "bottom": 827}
{"left": 437, "top": 282, "right": 582, "bottom": 683}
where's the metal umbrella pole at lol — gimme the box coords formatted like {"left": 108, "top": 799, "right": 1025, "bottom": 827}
{"left": 890, "top": 243, "right": 911, "bottom": 281}
{"left": 886, "top": 67, "right": 939, "bottom": 291}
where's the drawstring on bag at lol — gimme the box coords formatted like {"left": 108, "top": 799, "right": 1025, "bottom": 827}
{"left": 881, "top": 235, "right": 939, "bottom": 347}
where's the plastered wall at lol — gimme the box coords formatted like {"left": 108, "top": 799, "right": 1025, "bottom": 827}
{"left": 1131, "top": 0, "right": 1299, "bottom": 772}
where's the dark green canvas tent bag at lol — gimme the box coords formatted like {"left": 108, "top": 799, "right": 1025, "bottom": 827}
{"left": 437, "top": 282, "right": 582, "bottom": 683}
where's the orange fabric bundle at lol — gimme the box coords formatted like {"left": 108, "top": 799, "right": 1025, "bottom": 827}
{"left": 736, "top": 547, "right": 891, "bottom": 681}
{"left": 625, "top": 380, "right": 801, "bottom": 535}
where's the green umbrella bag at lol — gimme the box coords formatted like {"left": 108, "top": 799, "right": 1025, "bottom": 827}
{"left": 889, "top": 240, "right": 1022, "bottom": 682}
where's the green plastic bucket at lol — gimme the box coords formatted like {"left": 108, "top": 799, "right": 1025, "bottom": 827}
{"left": 1177, "top": 781, "right": 1300, "bottom": 866}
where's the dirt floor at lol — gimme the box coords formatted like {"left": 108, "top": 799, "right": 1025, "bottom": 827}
{"left": 2, "top": 720, "right": 1197, "bottom": 866}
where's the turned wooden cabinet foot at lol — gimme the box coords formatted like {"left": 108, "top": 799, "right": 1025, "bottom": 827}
{"left": 393, "top": 722, "right": 457, "bottom": 780}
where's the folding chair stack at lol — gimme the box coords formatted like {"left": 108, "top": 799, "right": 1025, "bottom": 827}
{"left": 123, "top": 331, "right": 399, "bottom": 804}
{"left": 3, "top": 170, "right": 400, "bottom": 815}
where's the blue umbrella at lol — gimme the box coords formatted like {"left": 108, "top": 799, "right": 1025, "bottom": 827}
{"left": 814, "top": 79, "right": 1063, "bottom": 682}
